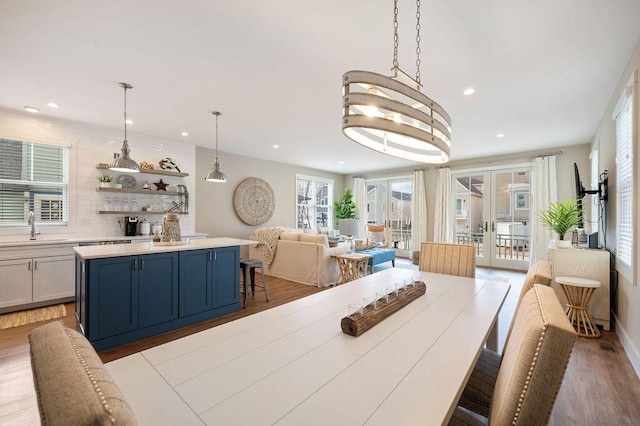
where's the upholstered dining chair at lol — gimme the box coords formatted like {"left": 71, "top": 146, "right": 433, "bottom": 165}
{"left": 449, "top": 284, "right": 577, "bottom": 426}
{"left": 457, "top": 261, "right": 553, "bottom": 417}
{"left": 419, "top": 242, "right": 476, "bottom": 278}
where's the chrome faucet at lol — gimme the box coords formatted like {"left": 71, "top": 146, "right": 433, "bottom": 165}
{"left": 27, "top": 211, "right": 40, "bottom": 240}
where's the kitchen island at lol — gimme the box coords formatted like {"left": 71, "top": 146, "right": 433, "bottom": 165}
{"left": 74, "top": 238, "right": 256, "bottom": 351}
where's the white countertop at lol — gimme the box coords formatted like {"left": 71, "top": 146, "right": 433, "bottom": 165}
{"left": 0, "top": 233, "right": 209, "bottom": 248}
{"left": 74, "top": 237, "right": 257, "bottom": 259}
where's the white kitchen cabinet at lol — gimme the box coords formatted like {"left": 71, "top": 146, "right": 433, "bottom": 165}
{"left": 32, "top": 255, "right": 75, "bottom": 302}
{"left": 0, "top": 258, "right": 33, "bottom": 308}
{"left": 0, "top": 255, "right": 74, "bottom": 309}
{"left": 548, "top": 247, "right": 610, "bottom": 331}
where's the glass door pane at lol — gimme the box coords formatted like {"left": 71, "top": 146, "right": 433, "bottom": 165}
{"left": 491, "top": 169, "right": 531, "bottom": 269}
{"left": 453, "top": 173, "right": 489, "bottom": 267}
{"left": 365, "top": 178, "right": 413, "bottom": 256}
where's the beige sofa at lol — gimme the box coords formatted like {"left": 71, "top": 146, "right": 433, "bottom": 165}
{"left": 249, "top": 231, "right": 346, "bottom": 286}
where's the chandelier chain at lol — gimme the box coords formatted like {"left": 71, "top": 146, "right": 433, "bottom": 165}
{"left": 415, "top": 0, "right": 421, "bottom": 84}
{"left": 393, "top": 0, "right": 399, "bottom": 69}
{"left": 123, "top": 85, "right": 128, "bottom": 141}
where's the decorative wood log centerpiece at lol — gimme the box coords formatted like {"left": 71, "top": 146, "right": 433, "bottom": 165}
{"left": 341, "top": 281, "right": 426, "bottom": 337}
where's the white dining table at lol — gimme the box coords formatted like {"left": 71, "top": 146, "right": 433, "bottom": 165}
{"left": 106, "top": 268, "right": 510, "bottom": 426}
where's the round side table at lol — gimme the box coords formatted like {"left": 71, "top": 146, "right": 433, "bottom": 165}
{"left": 555, "top": 276, "right": 601, "bottom": 338}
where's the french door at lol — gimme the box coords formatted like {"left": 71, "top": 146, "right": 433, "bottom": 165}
{"left": 365, "top": 178, "right": 413, "bottom": 257}
{"left": 452, "top": 166, "right": 531, "bottom": 270}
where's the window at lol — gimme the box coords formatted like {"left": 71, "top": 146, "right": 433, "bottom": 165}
{"left": 0, "top": 138, "right": 69, "bottom": 226}
{"left": 296, "top": 174, "right": 333, "bottom": 230}
{"left": 590, "top": 145, "right": 599, "bottom": 234}
{"left": 613, "top": 73, "right": 636, "bottom": 279}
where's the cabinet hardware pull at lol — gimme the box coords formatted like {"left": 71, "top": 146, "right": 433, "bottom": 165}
{"left": 133, "top": 259, "right": 138, "bottom": 270}
{"left": 28, "top": 261, "right": 31, "bottom": 271}
{"left": 491, "top": 221, "right": 495, "bottom": 232}
{"left": 214, "top": 251, "right": 217, "bottom": 261}
{"left": 484, "top": 221, "right": 488, "bottom": 232}
{"left": 209, "top": 251, "right": 212, "bottom": 262}
{"left": 34, "top": 260, "right": 38, "bottom": 270}
{"left": 141, "top": 259, "right": 145, "bottom": 270}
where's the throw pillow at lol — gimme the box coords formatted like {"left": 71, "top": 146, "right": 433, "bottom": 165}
{"left": 280, "top": 232, "right": 301, "bottom": 241}
{"left": 300, "top": 234, "right": 328, "bottom": 247}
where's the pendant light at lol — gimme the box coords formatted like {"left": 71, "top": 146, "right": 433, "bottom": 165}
{"left": 109, "top": 82, "right": 140, "bottom": 172}
{"left": 205, "top": 111, "right": 228, "bottom": 183}
{"left": 342, "top": 0, "right": 451, "bottom": 164}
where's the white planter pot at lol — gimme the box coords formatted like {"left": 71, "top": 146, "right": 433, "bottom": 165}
{"left": 555, "top": 240, "right": 572, "bottom": 249}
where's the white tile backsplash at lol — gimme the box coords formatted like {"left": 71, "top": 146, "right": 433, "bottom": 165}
{"left": 0, "top": 107, "right": 196, "bottom": 241}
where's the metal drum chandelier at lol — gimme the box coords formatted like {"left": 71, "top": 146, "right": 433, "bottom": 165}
{"left": 342, "top": 0, "right": 451, "bottom": 164}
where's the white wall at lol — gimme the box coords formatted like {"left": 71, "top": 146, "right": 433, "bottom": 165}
{"left": 0, "top": 107, "right": 196, "bottom": 241}
{"left": 591, "top": 35, "right": 640, "bottom": 375}
{"left": 195, "top": 146, "right": 345, "bottom": 239}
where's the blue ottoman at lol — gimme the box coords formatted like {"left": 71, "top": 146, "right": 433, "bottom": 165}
{"left": 357, "top": 248, "right": 396, "bottom": 273}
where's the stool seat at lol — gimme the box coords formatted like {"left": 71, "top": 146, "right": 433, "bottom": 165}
{"left": 239, "top": 258, "right": 269, "bottom": 307}
{"left": 556, "top": 276, "right": 601, "bottom": 288}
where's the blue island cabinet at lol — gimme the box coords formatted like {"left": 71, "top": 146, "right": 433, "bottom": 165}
{"left": 77, "top": 245, "right": 240, "bottom": 351}
{"left": 179, "top": 247, "right": 239, "bottom": 316}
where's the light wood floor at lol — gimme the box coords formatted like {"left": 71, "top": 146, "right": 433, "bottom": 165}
{"left": 1, "top": 263, "right": 639, "bottom": 425}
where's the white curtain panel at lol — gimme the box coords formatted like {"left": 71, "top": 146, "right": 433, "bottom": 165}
{"left": 352, "top": 177, "right": 366, "bottom": 238}
{"left": 530, "top": 155, "right": 558, "bottom": 263}
{"left": 411, "top": 170, "right": 428, "bottom": 256}
{"left": 434, "top": 168, "right": 454, "bottom": 243}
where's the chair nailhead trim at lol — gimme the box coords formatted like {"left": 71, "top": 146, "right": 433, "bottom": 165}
{"left": 512, "top": 287, "right": 549, "bottom": 424}
{"left": 64, "top": 328, "right": 117, "bottom": 424}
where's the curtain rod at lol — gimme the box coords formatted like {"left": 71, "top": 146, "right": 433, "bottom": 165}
{"left": 536, "top": 150, "right": 563, "bottom": 158}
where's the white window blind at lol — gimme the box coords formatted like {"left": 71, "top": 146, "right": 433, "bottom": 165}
{"left": 614, "top": 80, "right": 634, "bottom": 274}
{"left": 0, "top": 138, "right": 69, "bottom": 226}
{"left": 296, "top": 174, "right": 334, "bottom": 230}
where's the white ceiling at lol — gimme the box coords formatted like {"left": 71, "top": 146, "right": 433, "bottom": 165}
{"left": 1, "top": 1, "right": 639, "bottom": 174}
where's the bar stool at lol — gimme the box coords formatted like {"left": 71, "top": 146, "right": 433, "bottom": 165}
{"left": 556, "top": 276, "right": 601, "bottom": 338}
{"left": 239, "top": 258, "right": 269, "bottom": 308}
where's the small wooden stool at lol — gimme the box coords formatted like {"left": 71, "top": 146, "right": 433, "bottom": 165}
{"left": 556, "top": 276, "right": 601, "bottom": 338}
{"left": 239, "top": 259, "right": 269, "bottom": 308}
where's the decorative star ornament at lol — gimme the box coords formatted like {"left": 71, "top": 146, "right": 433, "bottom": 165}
{"left": 154, "top": 179, "right": 169, "bottom": 191}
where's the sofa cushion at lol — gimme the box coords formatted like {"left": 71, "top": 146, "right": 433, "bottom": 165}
{"left": 280, "top": 232, "right": 301, "bottom": 241}
{"left": 29, "top": 321, "right": 137, "bottom": 425}
{"left": 303, "top": 228, "right": 319, "bottom": 235}
{"left": 300, "top": 233, "right": 328, "bottom": 247}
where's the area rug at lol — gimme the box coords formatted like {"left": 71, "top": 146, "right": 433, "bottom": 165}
{"left": 0, "top": 304, "right": 66, "bottom": 330}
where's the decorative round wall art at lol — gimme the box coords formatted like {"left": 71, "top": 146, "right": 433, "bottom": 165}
{"left": 233, "top": 177, "right": 275, "bottom": 225}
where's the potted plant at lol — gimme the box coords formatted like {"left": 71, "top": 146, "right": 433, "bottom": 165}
{"left": 537, "top": 198, "right": 581, "bottom": 248}
{"left": 335, "top": 189, "right": 359, "bottom": 253}
{"left": 97, "top": 174, "right": 113, "bottom": 188}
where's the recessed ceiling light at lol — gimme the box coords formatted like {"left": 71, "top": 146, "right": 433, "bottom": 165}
{"left": 273, "top": 144, "right": 279, "bottom": 149}
{"left": 339, "top": 161, "right": 344, "bottom": 164}
{"left": 181, "top": 131, "right": 189, "bottom": 137}
{"left": 125, "top": 119, "right": 133, "bottom": 125}
{"left": 24, "top": 106, "right": 40, "bottom": 113}
{"left": 47, "top": 102, "right": 59, "bottom": 108}
{"left": 463, "top": 88, "right": 475, "bottom": 96}
{"left": 496, "top": 133, "right": 505, "bottom": 138}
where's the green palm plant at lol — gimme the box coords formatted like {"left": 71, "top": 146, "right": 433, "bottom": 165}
{"left": 537, "top": 198, "right": 581, "bottom": 240}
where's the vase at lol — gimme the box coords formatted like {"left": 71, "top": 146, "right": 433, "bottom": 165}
{"left": 555, "top": 240, "right": 572, "bottom": 249}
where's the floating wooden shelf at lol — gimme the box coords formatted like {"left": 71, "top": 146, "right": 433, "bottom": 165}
{"left": 96, "top": 187, "right": 182, "bottom": 196}
{"left": 97, "top": 210, "right": 188, "bottom": 215}
{"left": 341, "top": 281, "right": 426, "bottom": 337}
{"left": 96, "top": 164, "right": 189, "bottom": 177}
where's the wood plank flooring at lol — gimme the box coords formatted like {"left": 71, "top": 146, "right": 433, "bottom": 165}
{"left": 1, "top": 262, "right": 639, "bottom": 425}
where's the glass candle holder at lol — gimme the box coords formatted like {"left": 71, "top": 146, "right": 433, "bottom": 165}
{"left": 348, "top": 304, "right": 363, "bottom": 317}
{"left": 363, "top": 297, "right": 377, "bottom": 310}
